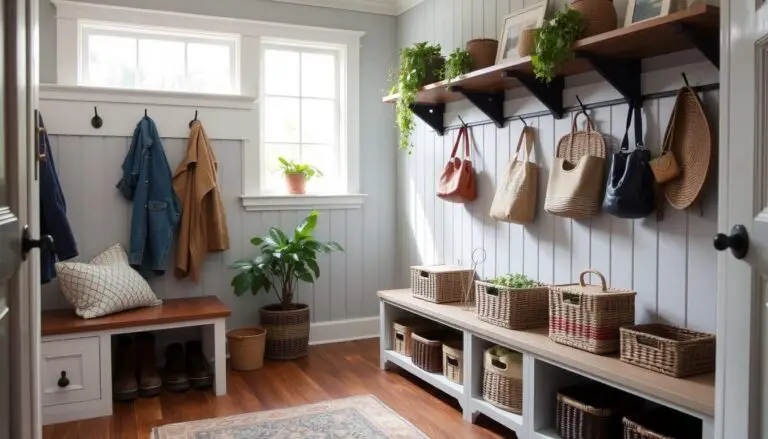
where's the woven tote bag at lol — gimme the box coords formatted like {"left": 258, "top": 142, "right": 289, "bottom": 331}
{"left": 489, "top": 126, "right": 538, "bottom": 224}
{"left": 545, "top": 112, "right": 608, "bottom": 218}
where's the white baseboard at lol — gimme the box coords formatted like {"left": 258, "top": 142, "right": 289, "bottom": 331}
{"left": 309, "top": 316, "right": 379, "bottom": 345}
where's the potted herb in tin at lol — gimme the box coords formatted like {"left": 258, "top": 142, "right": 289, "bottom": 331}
{"left": 278, "top": 157, "right": 322, "bottom": 195}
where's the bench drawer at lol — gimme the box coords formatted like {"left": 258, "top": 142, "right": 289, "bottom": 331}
{"left": 41, "top": 337, "right": 101, "bottom": 407}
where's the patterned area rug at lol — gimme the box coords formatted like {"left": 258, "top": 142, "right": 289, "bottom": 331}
{"left": 151, "top": 395, "right": 427, "bottom": 438}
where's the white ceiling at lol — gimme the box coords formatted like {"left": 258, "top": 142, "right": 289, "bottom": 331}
{"left": 271, "top": 0, "right": 424, "bottom": 16}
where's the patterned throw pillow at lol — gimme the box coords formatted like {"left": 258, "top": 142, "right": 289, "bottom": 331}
{"left": 55, "top": 243, "right": 162, "bottom": 319}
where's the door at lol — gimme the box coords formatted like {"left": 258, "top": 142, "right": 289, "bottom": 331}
{"left": 716, "top": 0, "right": 768, "bottom": 437}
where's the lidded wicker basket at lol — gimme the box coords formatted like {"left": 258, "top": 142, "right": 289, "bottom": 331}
{"left": 549, "top": 270, "right": 636, "bottom": 354}
{"left": 411, "top": 265, "right": 474, "bottom": 303}
{"left": 482, "top": 346, "right": 523, "bottom": 414}
{"left": 475, "top": 280, "right": 549, "bottom": 330}
{"left": 620, "top": 323, "right": 715, "bottom": 377}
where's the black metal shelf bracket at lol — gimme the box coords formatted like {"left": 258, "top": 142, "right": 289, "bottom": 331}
{"left": 675, "top": 24, "right": 719, "bottom": 69}
{"left": 450, "top": 86, "right": 506, "bottom": 128}
{"left": 577, "top": 53, "right": 642, "bottom": 104}
{"left": 502, "top": 71, "right": 565, "bottom": 119}
{"left": 409, "top": 103, "right": 445, "bottom": 135}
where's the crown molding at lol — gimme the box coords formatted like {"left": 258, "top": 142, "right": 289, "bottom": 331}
{"left": 270, "top": 0, "right": 424, "bottom": 16}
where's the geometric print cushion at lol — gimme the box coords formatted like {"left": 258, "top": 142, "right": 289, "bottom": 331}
{"left": 55, "top": 243, "right": 162, "bottom": 319}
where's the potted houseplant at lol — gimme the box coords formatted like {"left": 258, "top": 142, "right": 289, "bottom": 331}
{"left": 278, "top": 156, "right": 322, "bottom": 195}
{"left": 391, "top": 42, "right": 444, "bottom": 152}
{"left": 532, "top": 6, "right": 585, "bottom": 83}
{"left": 229, "top": 211, "right": 343, "bottom": 360}
{"left": 443, "top": 48, "right": 474, "bottom": 83}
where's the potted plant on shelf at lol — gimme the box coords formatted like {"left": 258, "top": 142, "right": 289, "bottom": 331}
{"left": 532, "top": 6, "right": 584, "bottom": 83}
{"left": 391, "top": 42, "right": 444, "bottom": 152}
{"left": 278, "top": 157, "right": 322, "bottom": 195}
{"left": 443, "top": 48, "right": 474, "bottom": 83}
{"left": 229, "top": 211, "right": 343, "bottom": 360}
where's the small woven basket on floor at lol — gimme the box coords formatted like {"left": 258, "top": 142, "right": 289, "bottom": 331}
{"left": 392, "top": 318, "right": 434, "bottom": 357}
{"left": 442, "top": 340, "right": 463, "bottom": 384}
{"left": 623, "top": 407, "right": 703, "bottom": 439}
{"left": 475, "top": 280, "right": 549, "bottom": 330}
{"left": 412, "top": 331, "right": 454, "bottom": 373}
{"left": 482, "top": 347, "right": 523, "bottom": 414}
{"left": 411, "top": 265, "right": 474, "bottom": 303}
{"left": 549, "top": 270, "right": 636, "bottom": 354}
{"left": 557, "top": 383, "right": 643, "bottom": 439}
{"left": 259, "top": 304, "right": 310, "bottom": 360}
{"left": 620, "top": 323, "right": 715, "bottom": 377}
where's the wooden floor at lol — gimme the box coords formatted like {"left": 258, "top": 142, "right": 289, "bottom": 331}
{"left": 42, "top": 339, "right": 513, "bottom": 439}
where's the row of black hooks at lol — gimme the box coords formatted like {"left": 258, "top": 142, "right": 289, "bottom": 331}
{"left": 89, "top": 107, "right": 200, "bottom": 129}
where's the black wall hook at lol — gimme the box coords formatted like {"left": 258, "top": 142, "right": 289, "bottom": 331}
{"left": 91, "top": 106, "right": 103, "bottom": 129}
{"left": 189, "top": 110, "right": 198, "bottom": 128}
{"left": 682, "top": 72, "right": 691, "bottom": 87}
{"left": 144, "top": 109, "right": 147, "bottom": 117}
{"left": 519, "top": 116, "right": 528, "bottom": 127}
{"left": 457, "top": 114, "right": 468, "bottom": 129}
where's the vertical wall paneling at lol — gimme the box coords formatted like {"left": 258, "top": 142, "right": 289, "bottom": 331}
{"left": 536, "top": 116, "right": 555, "bottom": 285}
{"left": 494, "top": 122, "right": 511, "bottom": 278}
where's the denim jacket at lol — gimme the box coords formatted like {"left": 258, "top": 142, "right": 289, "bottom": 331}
{"left": 116, "top": 116, "right": 181, "bottom": 273}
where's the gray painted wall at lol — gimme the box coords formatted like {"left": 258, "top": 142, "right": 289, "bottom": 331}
{"left": 39, "top": 1, "right": 399, "bottom": 327}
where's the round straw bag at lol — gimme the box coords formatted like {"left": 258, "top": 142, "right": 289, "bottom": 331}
{"left": 663, "top": 86, "right": 712, "bottom": 210}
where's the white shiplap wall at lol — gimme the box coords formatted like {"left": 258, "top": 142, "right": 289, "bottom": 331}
{"left": 396, "top": 0, "right": 718, "bottom": 333}
{"left": 41, "top": 135, "right": 392, "bottom": 329}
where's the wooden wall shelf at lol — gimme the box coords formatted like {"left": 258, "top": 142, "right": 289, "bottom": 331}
{"left": 383, "top": 4, "right": 719, "bottom": 130}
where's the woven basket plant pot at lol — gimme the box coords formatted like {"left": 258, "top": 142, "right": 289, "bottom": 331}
{"left": 466, "top": 38, "right": 499, "bottom": 70}
{"left": 260, "top": 303, "right": 310, "bottom": 360}
{"left": 568, "top": 0, "right": 617, "bottom": 37}
{"left": 475, "top": 280, "right": 549, "bottom": 330}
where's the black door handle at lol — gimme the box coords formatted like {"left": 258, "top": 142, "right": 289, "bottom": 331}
{"left": 21, "top": 225, "right": 53, "bottom": 261}
{"left": 714, "top": 224, "right": 749, "bottom": 259}
{"left": 57, "top": 371, "right": 69, "bottom": 388}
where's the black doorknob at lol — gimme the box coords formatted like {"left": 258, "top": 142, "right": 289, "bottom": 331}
{"left": 57, "top": 371, "right": 70, "bottom": 388}
{"left": 714, "top": 224, "right": 749, "bottom": 259}
{"left": 21, "top": 225, "right": 53, "bottom": 261}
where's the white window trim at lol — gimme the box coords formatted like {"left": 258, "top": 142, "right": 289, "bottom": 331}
{"left": 52, "top": 0, "right": 365, "bottom": 210}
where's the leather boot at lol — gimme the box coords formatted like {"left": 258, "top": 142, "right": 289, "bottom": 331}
{"left": 163, "top": 343, "right": 189, "bottom": 392}
{"left": 113, "top": 335, "right": 138, "bottom": 401}
{"left": 136, "top": 332, "right": 162, "bottom": 397}
{"left": 185, "top": 340, "right": 212, "bottom": 389}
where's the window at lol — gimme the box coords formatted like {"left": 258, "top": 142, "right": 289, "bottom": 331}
{"left": 80, "top": 23, "right": 239, "bottom": 94}
{"left": 261, "top": 44, "right": 343, "bottom": 194}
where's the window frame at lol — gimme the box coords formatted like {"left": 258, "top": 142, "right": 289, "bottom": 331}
{"left": 259, "top": 42, "right": 344, "bottom": 195}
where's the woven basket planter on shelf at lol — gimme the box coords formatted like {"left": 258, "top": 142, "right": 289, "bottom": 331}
{"left": 568, "top": 0, "right": 617, "bottom": 37}
{"left": 549, "top": 270, "right": 636, "bottom": 354}
{"left": 392, "top": 318, "right": 434, "bottom": 357}
{"left": 442, "top": 340, "right": 464, "bottom": 384}
{"left": 411, "top": 331, "right": 456, "bottom": 373}
{"left": 475, "top": 280, "right": 549, "bottom": 330}
{"left": 466, "top": 38, "right": 498, "bottom": 70}
{"left": 623, "top": 407, "right": 702, "bottom": 439}
{"left": 557, "top": 383, "right": 643, "bottom": 439}
{"left": 482, "top": 347, "right": 523, "bottom": 414}
{"left": 620, "top": 323, "right": 715, "bottom": 377}
{"left": 411, "top": 265, "right": 474, "bottom": 304}
{"left": 259, "top": 304, "right": 310, "bottom": 360}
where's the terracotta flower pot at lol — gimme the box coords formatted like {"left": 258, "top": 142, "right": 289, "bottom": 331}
{"left": 568, "top": 0, "right": 617, "bottom": 37}
{"left": 517, "top": 29, "right": 537, "bottom": 58}
{"left": 260, "top": 304, "right": 310, "bottom": 360}
{"left": 226, "top": 327, "right": 267, "bottom": 371}
{"left": 285, "top": 173, "right": 307, "bottom": 194}
{"left": 466, "top": 39, "right": 499, "bottom": 70}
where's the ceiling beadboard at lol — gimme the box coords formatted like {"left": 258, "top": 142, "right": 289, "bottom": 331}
{"left": 271, "top": 0, "right": 424, "bottom": 15}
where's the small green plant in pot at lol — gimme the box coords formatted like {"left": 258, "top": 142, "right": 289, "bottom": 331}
{"left": 229, "top": 211, "right": 343, "bottom": 360}
{"left": 443, "top": 48, "right": 473, "bottom": 83}
{"left": 532, "top": 6, "right": 584, "bottom": 83}
{"left": 278, "top": 156, "right": 322, "bottom": 195}
{"left": 391, "top": 42, "right": 444, "bottom": 152}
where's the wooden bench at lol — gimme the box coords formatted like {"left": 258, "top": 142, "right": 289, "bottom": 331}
{"left": 40, "top": 296, "right": 231, "bottom": 425}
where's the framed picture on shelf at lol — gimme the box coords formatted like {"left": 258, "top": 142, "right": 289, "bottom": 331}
{"left": 624, "top": 0, "right": 672, "bottom": 26}
{"left": 496, "top": 2, "right": 548, "bottom": 64}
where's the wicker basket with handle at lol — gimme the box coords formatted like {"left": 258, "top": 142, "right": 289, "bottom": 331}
{"left": 475, "top": 280, "right": 549, "bottom": 330}
{"left": 623, "top": 407, "right": 702, "bottom": 439}
{"left": 620, "top": 323, "right": 715, "bottom": 377}
{"left": 411, "top": 265, "right": 474, "bottom": 303}
{"left": 392, "top": 318, "right": 434, "bottom": 357}
{"left": 411, "top": 331, "right": 454, "bottom": 373}
{"left": 482, "top": 347, "right": 523, "bottom": 414}
{"left": 442, "top": 340, "right": 463, "bottom": 384}
{"left": 549, "top": 269, "right": 636, "bottom": 354}
{"left": 557, "top": 383, "right": 643, "bottom": 439}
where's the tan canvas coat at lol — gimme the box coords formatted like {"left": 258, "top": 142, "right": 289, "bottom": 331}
{"left": 173, "top": 121, "right": 229, "bottom": 282}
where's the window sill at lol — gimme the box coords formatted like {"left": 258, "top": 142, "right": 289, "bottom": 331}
{"left": 240, "top": 193, "right": 367, "bottom": 211}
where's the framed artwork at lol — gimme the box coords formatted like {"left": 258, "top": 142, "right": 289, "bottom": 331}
{"left": 624, "top": 0, "right": 672, "bottom": 26}
{"left": 496, "top": 3, "right": 548, "bottom": 64}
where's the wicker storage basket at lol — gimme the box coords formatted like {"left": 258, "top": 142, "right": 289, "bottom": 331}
{"left": 466, "top": 38, "right": 498, "bottom": 70}
{"left": 482, "top": 347, "right": 523, "bottom": 414}
{"left": 557, "top": 383, "right": 643, "bottom": 439}
{"left": 411, "top": 265, "right": 474, "bottom": 304}
{"left": 259, "top": 304, "right": 310, "bottom": 360}
{"left": 475, "top": 280, "right": 549, "bottom": 330}
{"left": 623, "top": 408, "right": 702, "bottom": 439}
{"left": 392, "top": 318, "right": 434, "bottom": 357}
{"left": 412, "top": 331, "right": 455, "bottom": 373}
{"left": 620, "top": 323, "right": 715, "bottom": 377}
{"left": 549, "top": 270, "right": 636, "bottom": 354}
{"left": 442, "top": 340, "right": 464, "bottom": 384}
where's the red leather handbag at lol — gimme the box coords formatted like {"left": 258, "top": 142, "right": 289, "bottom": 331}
{"left": 437, "top": 126, "right": 477, "bottom": 203}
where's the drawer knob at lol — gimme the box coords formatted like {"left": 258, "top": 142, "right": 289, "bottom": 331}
{"left": 57, "top": 371, "right": 70, "bottom": 388}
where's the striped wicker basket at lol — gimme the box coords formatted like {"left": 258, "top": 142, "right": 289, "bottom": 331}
{"left": 620, "top": 324, "right": 715, "bottom": 377}
{"left": 475, "top": 280, "right": 549, "bottom": 330}
{"left": 392, "top": 318, "right": 434, "bottom": 357}
{"left": 411, "top": 331, "right": 454, "bottom": 373}
{"left": 623, "top": 408, "right": 702, "bottom": 439}
{"left": 557, "top": 383, "right": 643, "bottom": 439}
{"left": 442, "top": 340, "right": 463, "bottom": 384}
{"left": 411, "top": 265, "right": 474, "bottom": 303}
{"left": 482, "top": 347, "right": 523, "bottom": 414}
{"left": 259, "top": 304, "right": 310, "bottom": 360}
{"left": 549, "top": 270, "right": 636, "bottom": 354}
